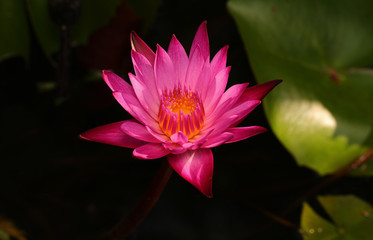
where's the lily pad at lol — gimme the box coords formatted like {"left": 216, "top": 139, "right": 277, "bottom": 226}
{"left": 301, "top": 195, "right": 373, "bottom": 240}
{"left": 0, "top": 0, "right": 29, "bottom": 61}
{"left": 228, "top": 0, "right": 373, "bottom": 175}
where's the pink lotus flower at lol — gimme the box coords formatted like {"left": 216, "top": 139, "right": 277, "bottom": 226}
{"left": 80, "top": 21, "right": 281, "bottom": 197}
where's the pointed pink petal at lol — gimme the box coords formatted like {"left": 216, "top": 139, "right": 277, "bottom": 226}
{"left": 211, "top": 45, "right": 229, "bottom": 77}
{"left": 204, "top": 66, "right": 231, "bottom": 114}
{"left": 113, "top": 91, "right": 161, "bottom": 133}
{"left": 168, "top": 35, "right": 189, "bottom": 86}
{"left": 154, "top": 45, "right": 177, "bottom": 93}
{"left": 133, "top": 143, "right": 170, "bottom": 159}
{"left": 120, "top": 120, "right": 161, "bottom": 143}
{"left": 205, "top": 83, "right": 249, "bottom": 123}
{"left": 190, "top": 21, "right": 210, "bottom": 60}
{"left": 239, "top": 79, "right": 282, "bottom": 103}
{"left": 131, "top": 50, "right": 160, "bottom": 104}
{"left": 195, "top": 58, "right": 212, "bottom": 100}
{"left": 225, "top": 126, "right": 267, "bottom": 143}
{"left": 201, "top": 115, "right": 238, "bottom": 139}
{"left": 80, "top": 121, "right": 145, "bottom": 148}
{"left": 203, "top": 100, "right": 261, "bottom": 137}
{"left": 130, "top": 31, "right": 155, "bottom": 65}
{"left": 102, "top": 70, "right": 131, "bottom": 93}
{"left": 201, "top": 132, "right": 234, "bottom": 148}
{"left": 167, "top": 149, "right": 213, "bottom": 197}
{"left": 185, "top": 46, "right": 205, "bottom": 89}
{"left": 227, "top": 100, "right": 262, "bottom": 127}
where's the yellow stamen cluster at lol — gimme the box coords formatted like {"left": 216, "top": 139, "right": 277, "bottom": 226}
{"left": 158, "top": 87, "right": 204, "bottom": 139}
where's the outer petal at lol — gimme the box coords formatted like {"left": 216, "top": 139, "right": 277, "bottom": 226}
{"left": 190, "top": 21, "right": 210, "bottom": 60}
{"left": 80, "top": 121, "right": 145, "bottom": 148}
{"left": 133, "top": 143, "right": 170, "bottom": 159}
{"left": 168, "top": 35, "right": 189, "bottom": 85}
{"left": 201, "top": 132, "right": 234, "bottom": 148}
{"left": 167, "top": 149, "right": 214, "bottom": 197}
{"left": 113, "top": 91, "right": 157, "bottom": 130}
{"left": 210, "top": 45, "right": 229, "bottom": 77}
{"left": 130, "top": 31, "right": 155, "bottom": 65}
{"left": 102, "top": 70, "right": 131, "bottom": 93}
{"left": 154, "top": 45, "right": 177, "bottom": 93}
{"left": 225, "top": 126, "right": 267, "bottom": 143}
{"left": 120, "top": 120, "right": 161, "bottom": 143}
{"left": 237, "top": 79, "right": 282, "bottom": 103}
{"left": 226, "top": 100, "right": 262, "bottom": 127}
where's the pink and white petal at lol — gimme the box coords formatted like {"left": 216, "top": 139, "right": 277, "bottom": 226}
{"left": 170, "top": 131, "right": 188, "bottom": 145}
{"left": 133, "top": 143, "right": 170, "bottom": 159}
{"left": 128, "top": 73, "right": 158, "bottom": 119}
{"left": 130, "top": 31, "right": 155, "bottom": 65}
{"left": 131, "top": 50, "right": 160, "bottom": 102}
{"left": 168, "top": 35, "right": 189, "bottom": 85}
{"left": 102, "top": 70, "right": 132, "bottom": 93}
{"left": 120, "top": 120, "right": 161, "bottom": 143}
{"left": 201, "top": 132, "right": 234, "bottom": 148}
{"left": 237, "top": 79, "right": 282, "bottom": 104}
{"left": 204, "top": 66, "right": 231, "bottom": 114}
{"left": 185, "top": 46, "right": 205, "bottom": 90}
{"left": 190, "top": 21, "right": 210, "bottom": 61}
{"left": 225, "top": 126, "right": 267, "bottom": 143}
{"left": 210, "top": 45, "right": 229, "bottom": 77}
{"left": 80, "top": 121, "right": 145, "bottom": 148}
{"left": 167, "top": 148, "right": 214, "bottom": 197}
{"left": 154, "top": 45, "right": 177, "bottom": 93}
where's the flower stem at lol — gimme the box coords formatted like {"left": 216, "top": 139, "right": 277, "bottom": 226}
{"left": 107, "top": 160, "right": 173, "bottom": 240}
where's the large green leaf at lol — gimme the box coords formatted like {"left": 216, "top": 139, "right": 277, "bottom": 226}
{"left": 301, "top": 195, "right": 373, "bottom": 239}
{"left": 27, "top": 0, "right": 122, "bottom": 59}
{"left": 228, "top": 0, "right": 373, "bottom": 175}
{"left": 0, "top": 0, "right": 29, "bottom": 61}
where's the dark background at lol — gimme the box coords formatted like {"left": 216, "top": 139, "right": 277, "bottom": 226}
{"left": 1, "top": 0, "right": 371, "bottom": 239}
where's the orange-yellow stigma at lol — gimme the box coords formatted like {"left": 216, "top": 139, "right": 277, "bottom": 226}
{"left": 158, "top": 87, "right": 205, "bottom": 139}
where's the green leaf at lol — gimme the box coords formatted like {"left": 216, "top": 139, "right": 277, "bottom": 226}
{"left": 0, "top": 0, "right": 29, "bottom": 61}
{"left": 301, "top": 195, "right": 373, "bottom": 240}
{"left": 27, "top": 0, "right": 122, "bottom": 59}
{"left": 228, "top": 0, "right": 373, "bottom": 175}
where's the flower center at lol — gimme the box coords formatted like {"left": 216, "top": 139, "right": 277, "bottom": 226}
{"left": 158, "top": 87, "right": 205, "bottom": 139}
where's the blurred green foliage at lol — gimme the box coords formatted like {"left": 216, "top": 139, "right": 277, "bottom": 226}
{"left": 301, "top": 195, "right": 373, "bottom": 239}
{"left": 0, "top": 0, "right": 29, "bottom": 61}
{"left": 0, "top": 0, "right": 162, "bottom": 62}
